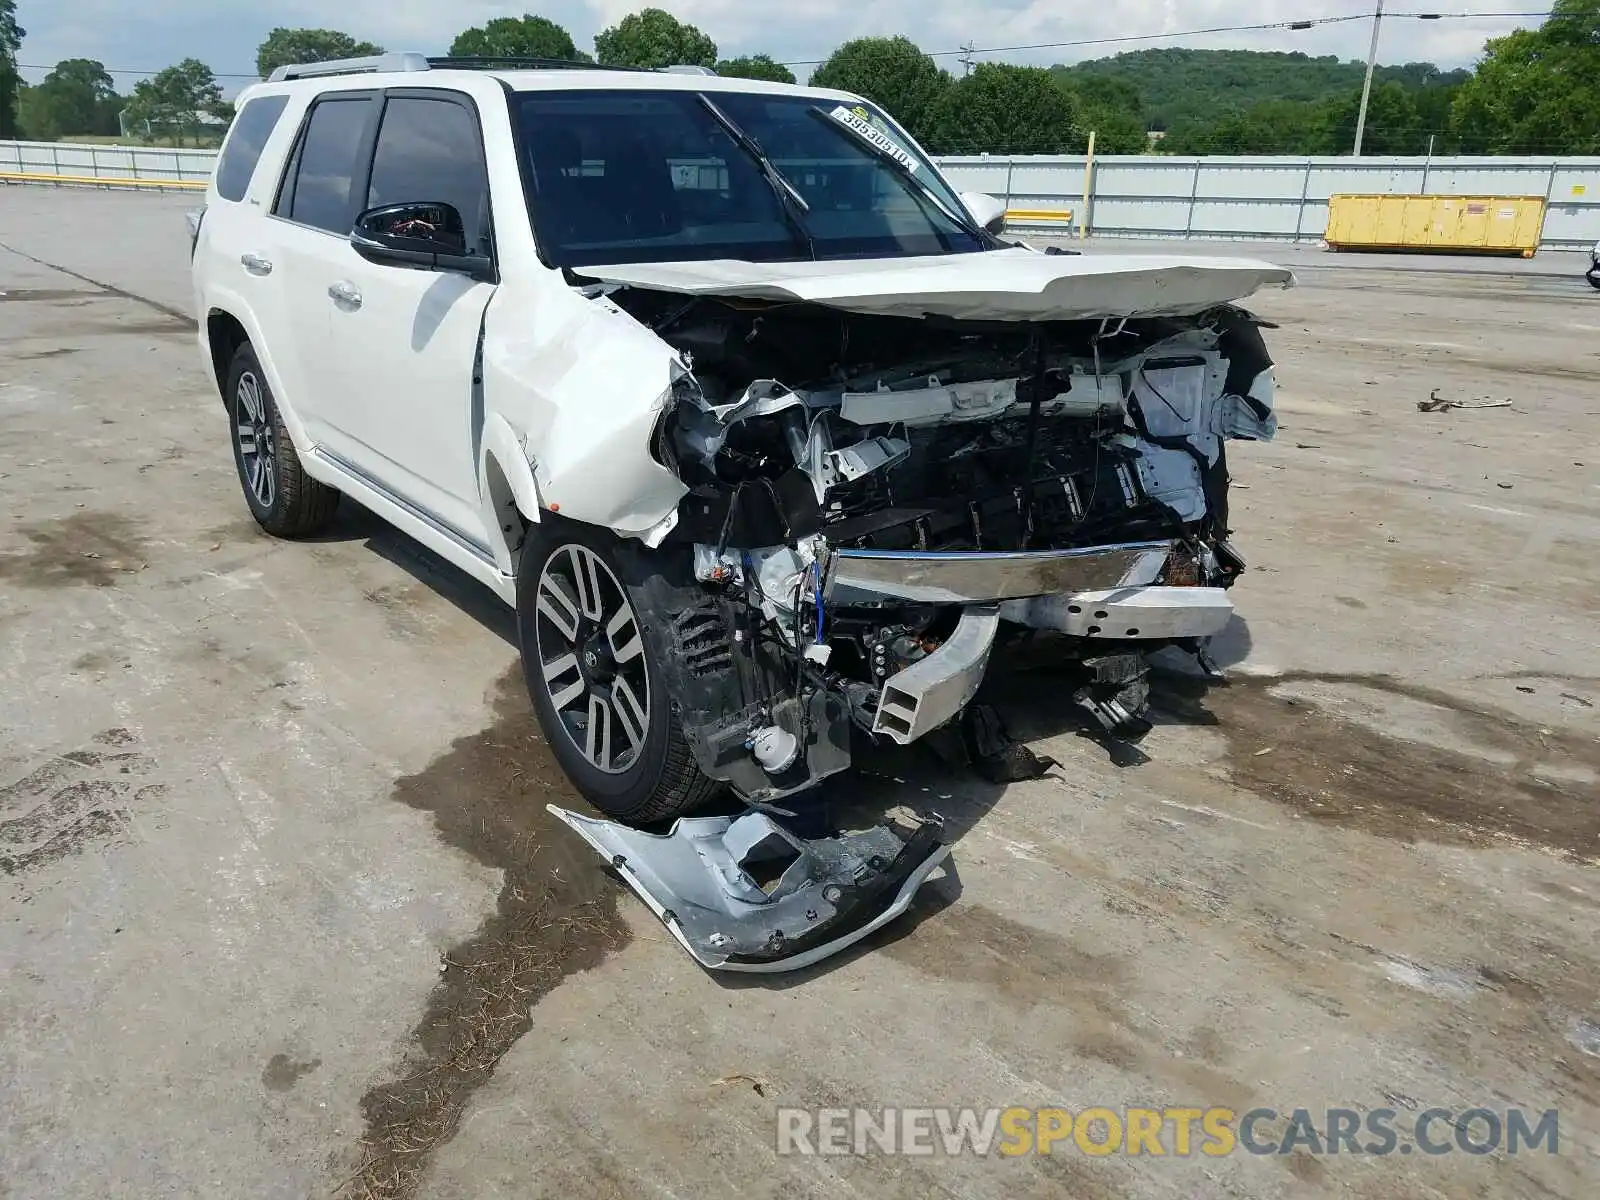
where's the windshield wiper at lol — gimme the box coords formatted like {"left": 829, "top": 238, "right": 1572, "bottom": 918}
{"left": 697, "top": 94, "right": 816, "bottom": 261}
{"left": 805, "top": 106, "right": 993, "bottom": 246}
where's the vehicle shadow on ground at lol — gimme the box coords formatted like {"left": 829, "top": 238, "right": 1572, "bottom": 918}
{"left": 315, "top": 501, "right": 519, "bottom": 648}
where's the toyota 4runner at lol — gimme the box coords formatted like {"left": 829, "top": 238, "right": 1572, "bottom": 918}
{"left": 191, "top": 53, "right": 1292, "bottom": 971}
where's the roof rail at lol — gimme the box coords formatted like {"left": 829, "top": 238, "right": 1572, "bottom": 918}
{"left": 426, "top": 55, "right": 641, "bottom": 73}
{"left": 268, "top": 52, "right": 430, "bottom": 82}
{"left": 265, "top": 52, "right": 727, "bottom": 84}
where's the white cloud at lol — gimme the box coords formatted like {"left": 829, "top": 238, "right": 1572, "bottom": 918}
{"left": 16, "top": 0, "right": 1522, "bottom": 86}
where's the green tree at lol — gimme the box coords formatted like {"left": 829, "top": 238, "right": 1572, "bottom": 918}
{"left": 256, "top": 28, "right": 382, "bottom": 79}
{"left": 1060, "top": 47, "right": 1468, "bottom": 134}
{"left": 715, "top": 54, "right": 795, "bottom": 84}
{"left": 922, "top": 64, "right": 1080, "bottom": 155}
{"left": 15, "top": 80, "right": 39, "bottom": 137}
{"left": 1321, "top": 81, "right": 1423, "bottom": 154}
{"left": 16, "top": 58, "right": 119, "bottom": 140}
{"left": 594, "top": 8, "right": 716, "bottom": 69}
{"left": 1163, "top": 99, "right": 1331, "bottom": 155}
{"left": 809, "top": 36, "right": 949, "bottom": 143}
{"left": 1451, "top": 0, "right": 1600, "bottom": 154}
{"left": 0, "top": 0, "right": 24, "bottom": 139}
{"left": 449, "top": 15, "right": 588, "bottom": 61}
{"left": 125, "top": 59, "right": 225, "bottom": 146}
{"left": 1055, "top": 73, "right": 1147, "bottom": 153}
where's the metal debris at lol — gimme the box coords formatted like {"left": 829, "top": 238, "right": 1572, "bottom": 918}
{"left": 1419, "top": 389, "right": 1513, "bottom": 413}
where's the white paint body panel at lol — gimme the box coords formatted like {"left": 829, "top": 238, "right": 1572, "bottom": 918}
{"left": 587, "top": 249, "right": 1295, "bottom": 321}
{"left": 323, "top": 253, "right": 495, "bottom": 543}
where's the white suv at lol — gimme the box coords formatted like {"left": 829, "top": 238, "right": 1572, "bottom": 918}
{"left": 193, "top": 54, "right": 1291, "bottom": 969}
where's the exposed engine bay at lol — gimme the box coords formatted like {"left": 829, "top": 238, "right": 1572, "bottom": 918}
{"left": 611, "top": 288, "right": 1278, "bottom": 802}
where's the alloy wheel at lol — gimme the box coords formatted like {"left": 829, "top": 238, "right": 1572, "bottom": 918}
{"left": 533, "top": 544, "right": 651, "bottom": 774}
{"left": 235, "top": 371, "right": 276, "bottom": 510}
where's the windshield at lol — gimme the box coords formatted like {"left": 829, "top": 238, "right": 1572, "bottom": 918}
{"left": 512, "top": 89, "right": 986, "bottom": 268}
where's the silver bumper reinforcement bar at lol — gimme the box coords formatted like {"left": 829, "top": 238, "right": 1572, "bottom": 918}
{"left": 827, "top": 540, "right": 1172, "bottom": 605}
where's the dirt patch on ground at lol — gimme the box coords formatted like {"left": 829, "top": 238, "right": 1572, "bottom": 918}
{"left": 11, "top": 347, "right": 82, "bottom": 361}
{"left": 0, "top": 288, "right": 102, "bottom": 303}
{"left": 1156, "top": 671, "right": 1600, "bottom": 858}
{"left": 337, "top": 667, "right": 630, "bottom": 1200}
{"left": 262, "top": 1053, "right": 322, "bottom": 1092}
{"left": 0, "top": 731, "right": 159, "bottom": 876}
{"left": 0, "top": 513, "right": 149, "bottom": 589}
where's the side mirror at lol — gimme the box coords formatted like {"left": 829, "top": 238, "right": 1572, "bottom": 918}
{"left": 960, "top": 191, "right": 1008, "bottom": 235}
{"left": 351, "top": 202, "right": 494, "bottom": 282}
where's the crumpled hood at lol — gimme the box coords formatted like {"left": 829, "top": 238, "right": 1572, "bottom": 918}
{"left": 585, "top": 247, "right": 1295, "bottom": 322}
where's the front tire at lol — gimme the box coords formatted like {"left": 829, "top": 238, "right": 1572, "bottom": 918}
{"left": 1588, "top": 269, "right": 1600, "bottom": 291}
{"left": 227, "top": 342, "right": 339, "bottom": 537}
{"left": 516, "top": 522, "right": 718, "bottom": 823}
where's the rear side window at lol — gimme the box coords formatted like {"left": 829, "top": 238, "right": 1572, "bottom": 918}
{"left": 366, "top": 96, "right": 491, "bottom": 255}
{"left": 275, "top": 96, "right": 375, "bottom": 234}
{"left": 216, "top": 95, "right": 288, "bottom": 202}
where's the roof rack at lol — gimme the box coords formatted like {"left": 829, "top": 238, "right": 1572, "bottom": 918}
{"left": 425, "top": 55, "right": 643, "bottom": 73}
{"left": 267, "top": 52, "right": 724, "bottom": 84}
{"left": 267, "top": 52, "right": 430, "bottom": 82}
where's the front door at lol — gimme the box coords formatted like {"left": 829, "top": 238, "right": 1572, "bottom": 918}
{"left": 263, "top": 90, "right": 379, "bottom": 456}
{"left": 320, "top": 90, "right": 497, "bottom": 547}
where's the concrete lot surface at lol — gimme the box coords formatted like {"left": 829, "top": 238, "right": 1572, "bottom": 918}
{"left": 2, "top": 188, "right": 1598, "bottom": 1199}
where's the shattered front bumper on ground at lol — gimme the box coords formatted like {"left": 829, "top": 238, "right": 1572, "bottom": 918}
{"left": 550, "top": 807, "right": 950, "bottom": 973}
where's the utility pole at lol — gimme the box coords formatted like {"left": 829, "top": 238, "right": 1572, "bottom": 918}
{"left": 1352, "top": 0, "right": 1384, "bottom": 157}
{"left": 959, "top": 42, "right": 976, "bottom": 77}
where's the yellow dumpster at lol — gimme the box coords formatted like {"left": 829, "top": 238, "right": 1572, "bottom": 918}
{"left": 1325, "top": 194, "right": 1545, "bottom": 257}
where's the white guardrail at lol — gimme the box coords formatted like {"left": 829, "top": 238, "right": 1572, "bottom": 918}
{"left": 937, "top": 153, "right": 1600, "bottom": 249}
{"left": 0, "top": 139, "right": 215, "bottom": 189}
{"left": 4, "top": 139, "right": 1599, "bottom": 248}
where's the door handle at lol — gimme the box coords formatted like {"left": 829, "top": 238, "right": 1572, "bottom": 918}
{"left": 240, "top": 253, "right": 273, "bottom": 276}
{"left": 327, "top": 281, "right": 362, "bottom": 310}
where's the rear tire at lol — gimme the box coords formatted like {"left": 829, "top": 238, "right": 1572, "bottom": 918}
{"left": 227, "top": 342, "right": 339, "bottom": 537}
{"left": 516, "top": 521, "right": 719, "bottom": 824}
{"left": 1588, "top": 269, "right": 1600, "bottom": 291}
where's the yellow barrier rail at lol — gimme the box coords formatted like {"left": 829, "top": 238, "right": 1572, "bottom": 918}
{"left": 1005, "top": 208, "right": 1075, "bottom": 223}
{"left": 1, "top": 170, "right": 205, "bottom": 190}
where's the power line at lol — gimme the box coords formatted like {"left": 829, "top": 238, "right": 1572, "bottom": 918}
{"left": 779, "top": 9, "right": 1562, "bottom": 66}
{"left": 14, "top": 8, "right": 1567, "bottom": 79}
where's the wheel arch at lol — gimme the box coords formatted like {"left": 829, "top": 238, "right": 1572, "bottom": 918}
{"left": 202, "top": 305, "right": 314, "bottom": 456}
{"left": 479, "top": 412, "right": 544, "bottom": 577}
{"left": 204, "top": 309, "right": 250, "bottom": 406}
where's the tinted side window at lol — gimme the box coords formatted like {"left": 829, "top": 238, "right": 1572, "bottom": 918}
{"left": 366, "top": 97, "right": 490, "bottom": 254}
{"left": 216, "top": 95, "right": 288, "bottom": 202}
{"left": 279, "top": 97, "right": 373, "bottom": 234}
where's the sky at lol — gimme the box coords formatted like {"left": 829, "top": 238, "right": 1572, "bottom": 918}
{"left": 15, "top": 0, "right": 1538, "bottom": 90}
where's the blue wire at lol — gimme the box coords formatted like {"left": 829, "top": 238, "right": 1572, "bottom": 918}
{"left": 813, "top": 560, "right": 825, "bottom": 644}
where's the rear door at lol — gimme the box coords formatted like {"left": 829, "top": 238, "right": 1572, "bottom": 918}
{"left": 320, "top": 89, "right": 498, "bottom": 547}
{"left": 266, "top": 90, "right": 380, "bottom": 457}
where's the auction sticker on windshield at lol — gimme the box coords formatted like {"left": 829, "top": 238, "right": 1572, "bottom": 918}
{"left": 827, "top": 105, "right": 920, "bottom": 173}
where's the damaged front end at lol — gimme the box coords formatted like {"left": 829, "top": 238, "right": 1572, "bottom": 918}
{"left": 648, "top": 294, "right": 1276, "bottom": 761}
{"left": 554, "top": 279, "right": 1282, "bottom": 972}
